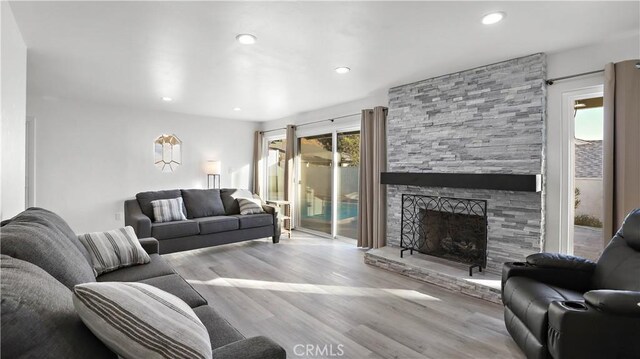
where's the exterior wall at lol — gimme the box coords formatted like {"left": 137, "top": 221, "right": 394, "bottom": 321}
{"left": 575, "top": 178, "right": 603, "bottom": 220}
{"left": 386, "top": 53, "right": 546, "bottom": 273}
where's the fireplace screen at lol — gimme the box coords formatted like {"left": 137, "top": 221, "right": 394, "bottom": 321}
{"left": 400, "top": 194, "right": 487, "bottom": 275}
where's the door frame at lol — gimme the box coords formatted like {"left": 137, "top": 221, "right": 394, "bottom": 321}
{"left": 560, "top": 85, "right": 603, "bottom": 254}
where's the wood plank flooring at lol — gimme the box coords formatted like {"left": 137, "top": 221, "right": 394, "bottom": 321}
{"left": 163, "top": 231, "right": 523, "bottom": 359}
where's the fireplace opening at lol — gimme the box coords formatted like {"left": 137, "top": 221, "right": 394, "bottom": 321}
{"left": 400, "top": 195, "right": 488, "bottom": 275}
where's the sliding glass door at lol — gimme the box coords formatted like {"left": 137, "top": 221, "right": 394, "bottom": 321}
{"left": 298, "top": 134, "right": 333, "bottom": 235}
{"left": 297, "top": 129, "right": 360, "bottom": 239}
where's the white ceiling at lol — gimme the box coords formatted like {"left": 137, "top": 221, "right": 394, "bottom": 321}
{"left": 10, "top": 1, "right": 639, "bottom": 121}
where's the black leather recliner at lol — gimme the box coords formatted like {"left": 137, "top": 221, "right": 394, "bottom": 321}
{"left": 502, "top": 208, "right": 640, "bottom": 359}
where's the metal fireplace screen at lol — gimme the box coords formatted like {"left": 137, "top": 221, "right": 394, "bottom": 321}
{"left": 400, "top": 194, "right": 488, "bottom": 275}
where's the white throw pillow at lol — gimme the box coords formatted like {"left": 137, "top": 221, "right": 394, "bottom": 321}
{"left": 73, "top": 282, "right": 212, "bottom": 359}
{"left": 151, "top": 197, "right": 187, "bottom": 222}
{"left": 237, "top": 198, "right": 265, "bottom": 215}
{"left": 78, "top": 226, "right": 151, "bottom": 276}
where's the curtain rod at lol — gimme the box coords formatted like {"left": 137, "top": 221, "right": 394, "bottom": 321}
{"left": 260, "top": 112, "right": 360, "bottom": 134}
{"left": 546, "top": 69, "right": 604, "bottom": 85}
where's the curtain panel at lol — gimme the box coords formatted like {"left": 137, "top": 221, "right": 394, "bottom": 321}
{"left": 603, "top": 60, "right": 640, "bottom": 245}
{"left": 283, "top": 125, "right": 296, "bottom": 228}
{"left": 357, "top": 106, "right": 388, "bottom": 249}
{"left": 252, "top": 131, "right": 264, "bottom": 197}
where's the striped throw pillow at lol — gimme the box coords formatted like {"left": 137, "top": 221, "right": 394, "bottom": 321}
{"left": 73, "top": 282, "right": 212, "bottom": 359}
{"left": 237, "top": 198, "right": 265, "bottom": 215}
{"left": 151, "top": 197, "right": 187, "bottom": 222}
{"left": 78, "top": 226, "right": 151, "bottom": 276}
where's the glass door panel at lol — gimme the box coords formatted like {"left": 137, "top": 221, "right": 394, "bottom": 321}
{"left": 336, "top": 131, "right": 360, "bottom": 239}
{"left": 572, "top": 97, "right": 604, "bottom": 261}
{"left": 298, "top": 134, "right": 333, "bottom": 235}
{"left": 266, "top": 139, "right": 286, "bottom": 201}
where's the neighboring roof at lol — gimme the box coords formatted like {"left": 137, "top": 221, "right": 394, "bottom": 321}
{"left": 575, "top": 139, "right": 602, "bottom": 178}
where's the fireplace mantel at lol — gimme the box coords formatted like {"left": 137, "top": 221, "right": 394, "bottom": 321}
{"left": 381, "top": 172, "right": 542, "bottom": 193}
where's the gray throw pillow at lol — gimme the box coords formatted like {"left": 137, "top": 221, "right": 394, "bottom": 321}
{"left": 136, "top": 190, "right": 187, "bottom": 220}
{"left": 77, "top": 226, "right": 151, "bottom": 276}
{"left": 0, "top": 208, "right": 96, "bottom": 289}
{"left": 220, "top": 188, "right": 261, "bottom": 215}
{"left": 1, "top": 255, "right": 114, "bottom": 359}
{"left": 181, "top": 189, "right": 226, "bottom": 218}
{"left": 151, "top": 197, "right": 188, "bottom": 223}
{"left": 238, "top": 198, "right": 265, "bottom": 215}
{"left": 73, "top": 282, "right": 212, "bottom": 359}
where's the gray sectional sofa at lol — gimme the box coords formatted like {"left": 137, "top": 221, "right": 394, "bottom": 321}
{"left": 125, "top": 188, "right": 281, "bottom": 254}
{"left": 0, "top": 207, "right": 286, "bottom": 359}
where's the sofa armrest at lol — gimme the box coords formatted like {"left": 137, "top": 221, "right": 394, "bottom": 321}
{"left": 124, "top": 199, "right": 151, "bottom": 238}
{"left": 526, "top": 252, "right": 596, "bottom": 271}
{"left": 211, "top": 336, "right": 286, "bottom": 359}
{"left": 502, "top": 260, "right": 593, "bottom": 294}
{"left": 548, "top": 299, "right": 640, "bottom": 358}
{"left": 584, "top": 290, "right": 640, "bottom": 316}
{"left": 262, "top": 204, "right": 281, "bottom": 239}
{"left": 138, "top": 237, "right": 159, "bottom": 255}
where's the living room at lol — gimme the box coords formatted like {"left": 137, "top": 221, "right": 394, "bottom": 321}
{"left": 2, "top": 1, "right": 639, "bottom": 358}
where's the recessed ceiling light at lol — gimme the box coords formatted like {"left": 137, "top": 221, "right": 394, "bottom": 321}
{"left": 335, "top": 67, "right": 351, "bottom": 74}
{"left": 233, "top": 107, "right": 242, "bottom": 111}
{"left": 482, "top": 12, "right": 505, "bottom": 25}
{"left": 161, "top": 97, "right": 173, "bottom": 102}
{"left": 236, "top": 34, "right": 257, "bottom": 45}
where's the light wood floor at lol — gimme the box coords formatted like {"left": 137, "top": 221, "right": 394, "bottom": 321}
{"left": 163, "top": 231, "right": 523, "bottom": 359}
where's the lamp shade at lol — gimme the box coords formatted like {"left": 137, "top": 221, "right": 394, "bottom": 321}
{"left": 205, "top": 160, "right": 221, "bottom": 174}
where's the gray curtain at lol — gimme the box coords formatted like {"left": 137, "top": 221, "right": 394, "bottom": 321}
{"left": 252, "top": 131, "right": 264, "bottom": 197}
{"left": 357, "top": 106, "right": 388, "bottom": 249}
{"left": 283, "top": 125, "right": 296, "bottom": 228}
{"left": 603, "top": 60, "right": 640, "bottom": 244}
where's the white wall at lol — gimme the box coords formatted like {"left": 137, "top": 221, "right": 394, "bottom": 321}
{"left": 1, "top": 2, "right": 27, "bottom": 220}
{"left": 28, "top": 96, "right": 258, "bottom": 233}
{"left": 261, "top": 92, "right": 388, "bottom": 132}
{"left": 545, "top": 32, "right": 639, "bottom": 252}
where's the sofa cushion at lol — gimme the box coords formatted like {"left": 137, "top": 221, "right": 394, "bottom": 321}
{"left": 73, "top": 282, "right": 212, "bottom": 359}
{"left": 503, "top": 276, "right": 583, "bottom": 344}
{"left": 0, "top": 207, "right": 96, "bottom": 289}
{"left": 136, "top": 189, "right": 186, "bottom": 220}
{"left": 220, "top": 188, "right": 259, "bottom": 215}
{"left": 182, "top": 189, "right": 226, "bottom": 218}
{"left": 139, "top": 274, "right": 207, "bottom": 308}
{"left": 1, "top": 255, "right": 114, "bottom": 359}
{"left": 192, "top": 305, "right": 245, "bottom": 350}
{"left": 78, "top": 226, "right": 151, "bottom": 276}
{"left": 232, "top": 214, "right": 273, "bottom": 229}
{"left": 152, "top": 220, "right": 200, "bottom": 240}
{"left": 195, "top": 216, "right": 240, "bottom": 234}
{"left": 97, "top": 254, "right": 175, "bottom": 282}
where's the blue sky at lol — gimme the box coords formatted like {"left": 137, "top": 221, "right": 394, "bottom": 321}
{"left": 575, "top": 107, "right": 603, "bottom": 141}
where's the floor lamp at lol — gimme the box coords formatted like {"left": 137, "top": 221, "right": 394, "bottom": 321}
{"left": 205, "top": 160, "right": 221, "bottom": 189}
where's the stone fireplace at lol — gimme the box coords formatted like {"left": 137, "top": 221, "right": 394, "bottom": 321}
{"left": 383, "top": 53, "right": 547, "bottom": 275}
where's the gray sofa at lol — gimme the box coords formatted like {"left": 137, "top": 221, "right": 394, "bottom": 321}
{"left": 1, "top": 207, "right": 286, "bottom": 359}
{"left": 125, "top": 188, "right": 281, "bottom": 254}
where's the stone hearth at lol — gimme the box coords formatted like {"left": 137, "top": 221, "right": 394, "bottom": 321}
{"left": 364, "top": 247, "right": 502, "bottom": 304}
